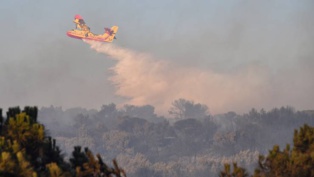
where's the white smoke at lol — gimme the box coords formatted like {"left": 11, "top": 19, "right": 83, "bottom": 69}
{"left": 85, "top": 40, "right": 272, "bottom": 115}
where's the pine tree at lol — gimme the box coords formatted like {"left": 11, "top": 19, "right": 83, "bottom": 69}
{"left": 70, "top": 147, "right": 126, "bottom": 177}
{"left": 0, "top": 106, "right": 127, "bottom": 177}
{"left": 253, "top": 124, "right": 314, "bottom": 177}
{"left": 219, "top": 163, "right": 248, "bottom": 177}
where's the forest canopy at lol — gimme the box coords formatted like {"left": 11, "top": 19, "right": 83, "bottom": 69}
{"left": 0, "top": 104, "right": 313, "bottom": 177}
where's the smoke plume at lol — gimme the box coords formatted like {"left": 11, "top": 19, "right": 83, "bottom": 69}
{"left": 85, "top": 40, "right": 272, "bottom": 115}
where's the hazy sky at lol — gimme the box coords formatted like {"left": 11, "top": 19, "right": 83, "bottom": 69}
{"left": 0, "top": 0, "right": 313, "bottom": 114}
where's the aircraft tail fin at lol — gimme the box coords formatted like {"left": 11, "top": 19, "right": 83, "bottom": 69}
{"left": 103, "top": 26, "right": 119, "bottom": 42}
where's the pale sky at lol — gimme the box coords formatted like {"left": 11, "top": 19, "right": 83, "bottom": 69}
{"left": 0, "top": 0, "right": 313, "bottom": 114}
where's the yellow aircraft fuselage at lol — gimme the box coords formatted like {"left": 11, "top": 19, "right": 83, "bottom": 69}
{"left": 67, "top": 26, "right": 118, "bottom": 43}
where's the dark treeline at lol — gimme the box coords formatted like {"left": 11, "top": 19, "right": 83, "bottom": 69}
{"left": 1, "top": 105, "right": 314, "bottom": 177}
{"left": 36, "top": 99, "right": 314, "bottom": 177}
{"left": 0, "top": 106, "right": 126, "bottom": 177}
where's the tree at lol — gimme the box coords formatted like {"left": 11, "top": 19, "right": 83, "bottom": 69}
{"left": 121, "top": 105, "right": 156, "bottom": 120}
{"left": 220, "top": 124, "right": 314, "bottom": 177}
{"left": 0, "top": 106, "right": 127, "bottom": 177}
{"left": 253, "top": 124, "right": 314, "bottom": 177}
{"left": 71, "top": 147, "right": 126, "bottom": 177}
{"left": 168, "top": 99, "right": 208, "bottom": 120}
{"left": 173, "top": 118, "right": 205, "bottom": 157}
{"left": 219, "top": 163, "right": 248, "bottom": 177}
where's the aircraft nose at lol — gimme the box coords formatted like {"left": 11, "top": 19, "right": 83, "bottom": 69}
{"left": 66, "top": 31, "right": 72, "bottom": 36}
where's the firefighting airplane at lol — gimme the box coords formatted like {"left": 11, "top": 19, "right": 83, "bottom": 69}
{"left": 66, "top": 14, "right": 118, "bottom": 43}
